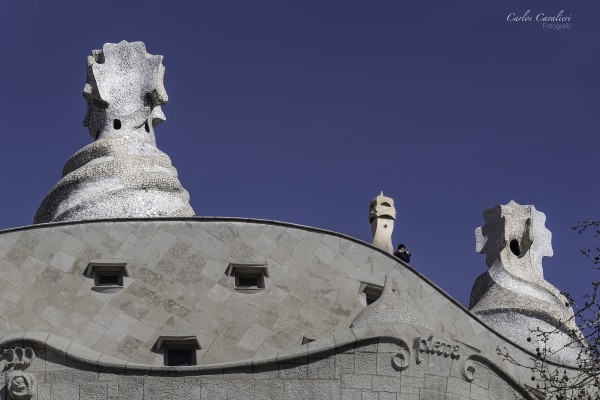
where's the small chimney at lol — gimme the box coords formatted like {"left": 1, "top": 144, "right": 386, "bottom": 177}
{"left": 368, "top": 192, "right": 396, "bottom": 253}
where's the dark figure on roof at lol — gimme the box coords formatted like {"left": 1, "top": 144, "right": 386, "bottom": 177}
{"left": 394, "top": 244, "right": 411, "bottom": 263}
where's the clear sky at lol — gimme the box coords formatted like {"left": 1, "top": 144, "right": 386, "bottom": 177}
{"left": 0, "top": 0, "right": 598, "bottom": 307}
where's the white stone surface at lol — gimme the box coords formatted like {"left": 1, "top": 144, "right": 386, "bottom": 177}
{"left": 34, "top": 41, "right": 194, "bottom": 223}
{"left": 0, "top": 216, "right": 586, "bottom": 398}
{"left": 368, "top": 192, "right": 396, "bottom": 254}
{"left": 470, "top": 200, "right": 584, "bottom": 361}
{"left": 350, "top": 269, "right": 432, "bottom": 329}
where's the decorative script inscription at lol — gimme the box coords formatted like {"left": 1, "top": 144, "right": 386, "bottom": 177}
{"left": 414, "top": 335, "right": 460, "bottom": 364}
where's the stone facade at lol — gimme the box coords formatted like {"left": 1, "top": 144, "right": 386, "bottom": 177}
{"left": 3, "top": 41, "right": 587, "bottom": 399}
{"left": 0, "top": 218, "right": 584, "bottom": 399}
{"left": 0, "top": 328, "right": 530, "bottom": 400}
{"left": 34, "top": 41, "right": 194, "bottom": 223}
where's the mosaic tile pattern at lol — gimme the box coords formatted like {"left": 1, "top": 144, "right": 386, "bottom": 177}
{"left": 469, "top": 200, "right": 584, "bottom": 362}
{"left": 34, "top": 41, "right": 194, "bottom": 223}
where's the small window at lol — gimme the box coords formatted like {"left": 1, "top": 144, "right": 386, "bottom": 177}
{"left": 366, "top": 292, "right": 379, "bottom": 305}
{"left": 84, "top": 260, "right": 129, "bottom": 292}
{"left": 97, "top": 272, "right": 120, "bottom": 286}
{"left": 225, "top": 263, "right": 269, "bottom": 291}
{"left": 165, "top": 347, "right": 196, "bottom": 366}
{"left": 236, "top": 273, "right": 263, "bottom": 289}
{"left": 360, "top": 282, "right": 383, "bottom": 306}
{"left": 153, "top": 335, "right": 201, "bottom": 367}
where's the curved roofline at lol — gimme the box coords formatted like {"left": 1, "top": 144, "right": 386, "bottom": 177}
{"left": 0, "top": 328, "right": 540, "bottom": 399}
{"left": 0, "top": 216, "right": 579, "bottom": 367}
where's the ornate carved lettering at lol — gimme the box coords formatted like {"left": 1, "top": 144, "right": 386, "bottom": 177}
{"left": 391, "top": 341, "right": 411, "bottom": 371}
{"left": 414, "top": 335, "right": 460, "bottom": 364}
{"left": 461, "top": 356, "right": 476, "bottom": 382}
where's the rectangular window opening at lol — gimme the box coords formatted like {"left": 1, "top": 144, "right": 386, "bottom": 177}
{"left": 97, "top": 273, "right": 121, "bottom": 286}
{"left": 226, "top": 263, "right": 269, "bottom": 291}
{"left": 236, "top": 274, "right": 262, "bottom": 289}
{"left": 166, "top": 348, "right": 195, "bottom": 366}
{"left": 154, "top": 336, "right": 201, "bottom": 367}
{"left": 361, "top": 283, "right": 383, "bottom": 306}
{"left": 85, "top": 261, "right": 128, "bottom": 292}
{"left": 365, "top": 293, "right": 379, "bottom": 305}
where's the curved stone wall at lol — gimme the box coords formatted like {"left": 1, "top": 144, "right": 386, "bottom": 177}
{"left": 0, "top": 324, "right": 541, "bottom": 400}
{"left": 0, "top": 219, "right": 400, "bottom": 365}
{"left": 0, "top": 218, "right": 584, "bottom": 398}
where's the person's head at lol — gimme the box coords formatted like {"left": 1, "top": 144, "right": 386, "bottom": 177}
{"left": 397, "top": 244, "right": 406, "bottom": 252}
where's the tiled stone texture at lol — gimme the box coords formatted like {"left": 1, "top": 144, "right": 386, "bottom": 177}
{"left": 0, "top": 218, "right": 579, "bottom": 369}
{"left": 0, "top": 220, "right": 396, "bottom": 365}
{"left": 470, "top": 200, "right": 584, "bottom": 361}
{"left": 0, "top": 218, "right": 581, "bottom": 398}
{"left": 0, "top": 338, "right": 529, "bottom": 400}
{"left": 34, "top": 41, "right": 194, "bottom": 223}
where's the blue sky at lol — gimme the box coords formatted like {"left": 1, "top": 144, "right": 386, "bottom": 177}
{"left": 0, "top": 0, "right": 598, "bottom": 307}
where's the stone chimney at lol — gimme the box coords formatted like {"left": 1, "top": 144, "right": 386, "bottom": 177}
{"left": 470, "top": 200, "right": 584, "bottom": 362}
{"left": 35, "top": 41, "right": 194, "bottom": 223}
{"left": 368, "top": 192, "right": 396, "bottom": 254}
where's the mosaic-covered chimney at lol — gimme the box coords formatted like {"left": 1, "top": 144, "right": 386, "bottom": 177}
{"left": 368, "top": 192, "right": 396, "bottom": 254}
{"left": 34, "top": 41, "right": 194, "bottom": 223}
{"left": 469, "top": 200, "right": 584, "bottom": 362}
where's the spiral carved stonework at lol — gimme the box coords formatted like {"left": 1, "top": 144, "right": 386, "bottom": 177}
{"left": 2, "top": 347, "right": 35, "bottom": 400}
{"left": 391, "top": 342, "right": 411, "bottom": 371}
{"left": 461, "top": 357, "right": 476, "bottom": 382}
{"left": 5, "top": 371, "right": 34, "bottom": 400}
{"left": 34, "top": 41, "right": 194, "bottom": 223}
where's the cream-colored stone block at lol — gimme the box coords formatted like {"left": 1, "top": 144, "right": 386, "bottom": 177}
{"left": 80, "top": 321, "right": 107, "bottom": 345}
{"left": 206, "top": 283, "right": 233, "bottom": 302}
{"left": 238, "top": 323, "right": 273, "bottom": 352}
{"left": 40, "top": 306, "right": 67, "bottom": 327}
{"left": 128, "top": 321, "right": 157, "bottom": 343}
{"left": 49, "top": 250, "right": 77, "bottom": 273}
{"left": 1, "top": 284, "right": 24, "bottom": 304}
{"left": 105, "top": 313, "right": 137, "bottom": 341}
{"left": 368, "top": 192, "right": 396, "bottom": 254}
